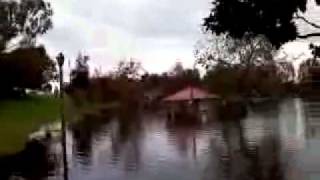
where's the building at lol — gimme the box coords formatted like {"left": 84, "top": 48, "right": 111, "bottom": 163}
{"left": 163, "top": 86, "right": 220, "bottom": 123}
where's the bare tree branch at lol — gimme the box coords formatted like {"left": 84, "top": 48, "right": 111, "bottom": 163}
{"left": 294, "top": 13, "right": 320, "bottom": 29}
{"left": 297, "top": 32, "right": 320, "bottom": 38}
{"left": 293, "top": 13, "right": 320, "bottom": 39}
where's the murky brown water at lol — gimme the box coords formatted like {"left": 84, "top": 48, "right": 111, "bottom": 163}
{"left": 2, "top": 98, "right": 320, "bottom": 180}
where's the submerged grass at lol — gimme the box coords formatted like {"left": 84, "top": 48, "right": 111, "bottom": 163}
{"left": 0, "top": 96, "right": 60, "bottom": 155}
{"left": 0, "top": 94, "right": 119, "bottom": 156}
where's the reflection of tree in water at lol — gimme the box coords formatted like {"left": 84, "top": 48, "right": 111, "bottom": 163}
{"left": 165, "top": 119, "right": 202, "bottom": 157}
{"left": 69, "top": 106, "right": 144, "bottom": 172}
{"left": 0, "top": 140, "right": 57, "bottom": 180}
{"left": 110, "top": 107, "right": 144, "bottom": 172}
{"left": 70, "top": 113, "right": 112, "bottom": 167}
{"left": 203, "top": 102, "right": 284, "bottom": 180}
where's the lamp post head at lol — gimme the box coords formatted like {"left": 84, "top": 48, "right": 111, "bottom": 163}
{"left": 56, "top": 52, "right": 65, "bottom": 67}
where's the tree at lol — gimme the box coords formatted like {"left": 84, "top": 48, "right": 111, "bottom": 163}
{"left": 70, "top": 53, "right": 90, "bottom": 89}
{"left": 195, "top": 33, "right": 276, "bottom": 70}
{"left": 203, "top": 65, "right": 240, "bottom": 97}
{"left": 298, "top": 43, "right": 320, "bottom": 81}
{"left": 204, "top": 0, "right": 320, "bottom": 47}
{"left": 0, "top": 0, "right": 53, "bottom": 52}
{"left": 161, "top": 62, "right": 201, "bottom": 95}
{"left": 170, "top": 62, "right": 184, "bottom": 76}
{"left": 0, "top": 46, "right": 56, "bottom": 96}
{"left": 310, "top": 43, "right": 320, "bottom": 59}
{"left": 277, "top": 61, "right": 295, "bottom": 83}
{"left": 196, "top": 33, "right": 293, "bottom": 97}
{"left": 114, "top": 60, "right": 143, "bottom": 79}
{"left": 203, "top": 63, "right": 289, "bottom": 97}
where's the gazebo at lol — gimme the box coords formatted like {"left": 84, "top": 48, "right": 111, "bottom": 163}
{"left": 163, "top": 86, "right": 220, "bottom": 123}
{"left": 163, "top": 86, "right": 219, "bottom": 102}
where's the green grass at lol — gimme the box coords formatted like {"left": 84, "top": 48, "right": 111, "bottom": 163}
{"left": 0, "top": 96, "right": 60, "bottom": 156}
{"left": 0, "top": 94, "right": 120, "bottom": 156}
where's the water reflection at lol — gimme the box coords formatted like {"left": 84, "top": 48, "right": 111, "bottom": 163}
{"left": 109, "top": 108, "right": 143, "bottom": 171}
{"left": 4, "top": 98, "right": 320, "bottom": 180}
{"left": 0, "top": 139, "right": 57, "bottom": 180}
{"left": 212, "top": 120, "right": 284, "bottom": 180}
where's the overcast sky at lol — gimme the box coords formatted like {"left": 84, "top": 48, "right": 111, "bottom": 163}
{"left": 38, "top": 0, "right": 320, "bottom": 75}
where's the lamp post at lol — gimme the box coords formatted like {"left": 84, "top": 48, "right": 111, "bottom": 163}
{"left": 56, "top": 52, "right": 68, "bottom": 180}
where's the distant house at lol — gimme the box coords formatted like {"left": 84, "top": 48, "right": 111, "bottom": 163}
{"left": 163, "top": 86, "right": 220, "bottom": 123}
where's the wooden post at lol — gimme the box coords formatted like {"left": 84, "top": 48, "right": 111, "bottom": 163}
{"left": 192, "top": 135, "right": 197, "bottom": 160}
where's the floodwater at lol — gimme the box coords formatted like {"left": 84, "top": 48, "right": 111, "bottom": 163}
{"left": 2, "top": 98, "right": 320, "bottom": 180}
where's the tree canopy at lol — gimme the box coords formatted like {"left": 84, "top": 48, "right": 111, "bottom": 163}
{"left": 195, "top": 33, "right": 295, "bottom": 97}
{"left": 0, "top": 0, "right": 53, "bottom": 98}
{"left": 0, "top": 0, "right": 53, "bottom": 51}
{"left": 113, "top": 60, "right": 144, "bottom": 79}
{"left": 204, "top": 0, "right": 320, "bottom": 47}
{"left": 0, "top": 46, "right": 56, "bottom": 96}
{"left": 70, "top": 53, "right": 90, "bottom": 89}
{"left": 195, "top": 33, "right": 275, "bottom": 69}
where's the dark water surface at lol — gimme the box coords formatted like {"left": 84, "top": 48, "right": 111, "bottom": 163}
{"left": 2, "top": 98, "right": 320, "bottom": 180}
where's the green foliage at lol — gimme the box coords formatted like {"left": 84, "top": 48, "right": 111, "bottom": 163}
{"left": 204, "top": 0, "right": 320, "bottom": 47}
{"left": 195, "top": 33, "right": 275, "bottom": 70}
{"left": 68, "top": 59, "right": 146, "bottom": 109}
{"left": 296, "top": 44, "right": 320, "bottom": 95}
{"left": 68, "top": 75, "right": 143, "bottom": 110}
{"left": 310, "top": 43, "right": 320, "bottom": 58}
{"left": 140, "top": 63, "right": 202, "bottom": 103}
{"left": 203, "top": 66, "right": 239, "bottom": 97}
{"left": 0, "top": 0, "right": 53, "bottom": 51}
{"left": 196, "top": 32, "right": 294, "bottom": 97}
{"left": 114, "top": 60, "right": 143, "bottom": 79}
{"left": 160, "top": 62, "right": 201, "bottom": 95}
{"left": 70, "top": 53, "right": 90, "bottom": 89}
{"left": 204, "top": 64, "right": 285, "bottom": 98}
{"left": 298, "top": 44, "right": 320, "bottom": 84}
{"left": 86, "top": 76, "right": 127, "bottom": 103}
{"left": 0, "top": 46, "right": 56, "bottom": 97}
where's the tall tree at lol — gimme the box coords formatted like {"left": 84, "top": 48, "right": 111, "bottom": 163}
{"left": 114, "top": 60, "right": 143, "bottom": 79}
{"left": 70, "top": 53, "right": 90, "bottom": 89}
{"left": 195, "top": 33, "right": 276, "bottom": 70}
{"left": 298, "top": 44, "right": 320, "bottom": 86}
{"left": 204, "top": 0, "right": 320, "bottom": 47}
{"left": 162, "top": 62, "right": 201, "bottom": 95}
{"left": 170, "top": 62, "right": 184, "bottom": 76}
{"left": 0, "top": 46, "right": 56, "bottom": 96}
{"left": 196, "top": 33, "right": 293, "bottom": 97}
{"left": 0, "top": 0, "right": 53, "bottom": 51}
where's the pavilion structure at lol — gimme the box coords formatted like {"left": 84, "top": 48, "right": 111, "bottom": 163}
{"left": 163, "top": 86, "right": 220, "bottom": 123}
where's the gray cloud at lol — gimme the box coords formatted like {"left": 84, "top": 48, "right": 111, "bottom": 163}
{"left": 72, "top": 0, "right": 210, "bottom": 38}
{"left": 39, "top": 0, "right": 320, "bottom": 74}
{"left": 39, "top": 0, "right": 212, "bottom": 73}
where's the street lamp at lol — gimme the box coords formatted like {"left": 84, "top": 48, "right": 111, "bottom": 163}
{"left": 56, "top": 52, "right": 68, "bottom": 180}
{"left": 57, "top": 52, "right": 65, "bottom": 69}
{"left": 57, "top": 53, "right": 65, "bottom": 99}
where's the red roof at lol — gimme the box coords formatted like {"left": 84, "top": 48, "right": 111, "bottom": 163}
{"left": 163, "top": 86, "right": 220, "bottom": 102}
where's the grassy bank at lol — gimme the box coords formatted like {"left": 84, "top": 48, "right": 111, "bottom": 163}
{"left": 0, "top": 96, "right": 60, "bottom": 155}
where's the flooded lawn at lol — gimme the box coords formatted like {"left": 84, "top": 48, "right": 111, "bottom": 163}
{"left": 1, "top": 98, "right": 320, "bottom": 180}
{"left": 0, "top": 96, "right": 60, "bottom": 155}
